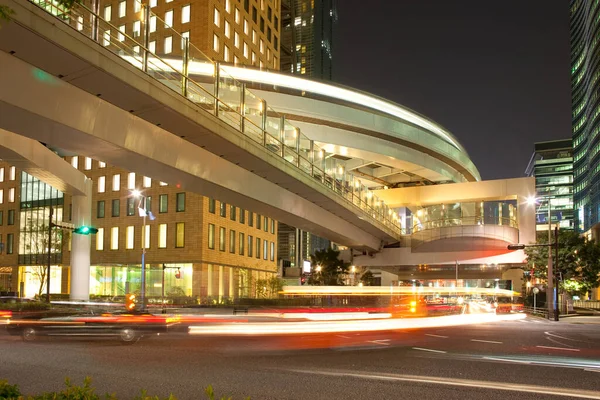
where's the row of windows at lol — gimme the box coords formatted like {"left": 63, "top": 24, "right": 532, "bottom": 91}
{"left": 0, "top": 210, "right": 16, "bottom": 226}
{"left": 0, "top": 188, "right": 16, "bottom": 204}
{"left": 207, "top": 223, "right": 274, "bottom": 261}
{"left": 95, "top": 172, "right": 167, "bottom": 193}
{"left": 95, "top": 223, "right": 185, "bottom": 250}
{"left": 103, "top": 1, "right": 192, "bottom": 26}
{"left": 96, "top": 193, "right": 185, "bottom": 218}
{"left": 208, "top": 198, "right": 275, "bottom": 233}
{"left": 0, "top": 166, "right": 16, "bottom": 182}
{"left": 0, "top": 233, "right": 14, "bottom": 254}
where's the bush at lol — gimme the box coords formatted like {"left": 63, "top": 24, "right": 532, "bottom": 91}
{"left": 0, "top": 378, "right": 248, "bottom": 400}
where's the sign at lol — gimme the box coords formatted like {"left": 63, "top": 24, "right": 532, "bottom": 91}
{"left": 532, "top": 287, "right": 539, "bottom": 294}
{"left": 302, "top": 260, "right": 311, "bottom": 273}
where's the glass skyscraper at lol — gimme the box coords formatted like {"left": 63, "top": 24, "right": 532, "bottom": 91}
{"left": 571, "top": 0, "right": 600, "bottom": 233}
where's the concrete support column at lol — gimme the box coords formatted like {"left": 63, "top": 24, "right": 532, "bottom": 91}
{"left": 70, "top": 179, "right": 92, "bottom": 301}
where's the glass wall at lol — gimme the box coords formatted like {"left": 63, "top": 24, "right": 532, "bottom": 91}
{"left": 412, "top": 201, "right": 518, "bottom": 232}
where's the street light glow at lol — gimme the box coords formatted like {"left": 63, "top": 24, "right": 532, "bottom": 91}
{"left": 526, "top": 196, "right": 537, "bottom": 206}
{"left": 131, "top": 189, "right": 142, "bottom": 197}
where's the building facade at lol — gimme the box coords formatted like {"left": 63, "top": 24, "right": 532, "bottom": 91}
{"left": 96, "top": 0, "right": 280, "bottom": 69}
{"left": 0, "top": 159, "right": 278, "bottom": 301}
{"left": 280, "top": 0, "right": 336, "bottom": 79}
{"left": 525, "top": 139, "right": 574, "bottom": 232}
{"left": 571, "top": 0, "right": 600, "bottom": 234}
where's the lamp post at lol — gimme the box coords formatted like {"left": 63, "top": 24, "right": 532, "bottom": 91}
{"left": 132, "top": 190, "right": 147, "bottom": 309}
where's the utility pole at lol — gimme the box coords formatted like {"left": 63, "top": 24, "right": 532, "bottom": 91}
{"left": 46, "top": 206, "right": 53, "bottom": 303}
{"left": 547, "top": 200, "right": 554, "bottom": 320}
{"left": 554, "top": 226, "right": 559, "bottom": 321}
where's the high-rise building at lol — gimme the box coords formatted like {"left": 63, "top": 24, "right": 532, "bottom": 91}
{"left": 277, "top": 222, "right": 330, "bottom": 269}
{"left": 280, "top": 0, "right": 336, "bottom": 79}
{"left": 97, "top": 0, "right": 280, "bottom": 69}
{"left": 525, "top": 139, "right": 574, "bottom": 232}
{"left": 571, "top": 0, "right": 600, "bottom": 234}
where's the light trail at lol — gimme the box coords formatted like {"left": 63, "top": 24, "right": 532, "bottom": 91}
{"left": 188, "top": 313, "right": 525, "bottom": 336}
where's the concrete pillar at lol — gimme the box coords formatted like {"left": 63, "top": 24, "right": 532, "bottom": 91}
{"left": 70, "top": 179, "right": 92, "bottom": 301}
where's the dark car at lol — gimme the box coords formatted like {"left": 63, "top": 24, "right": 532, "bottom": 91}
{"left": 6, "top": 310, "right": 173, "bottom": 344}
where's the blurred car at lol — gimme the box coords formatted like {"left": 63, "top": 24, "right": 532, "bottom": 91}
{"left": 6, "top": 310, "right": 173, "bottom": 344}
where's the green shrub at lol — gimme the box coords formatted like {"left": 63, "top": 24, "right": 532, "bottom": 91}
{"left": 0, "top": 379, "right": 248, "bottom": 400}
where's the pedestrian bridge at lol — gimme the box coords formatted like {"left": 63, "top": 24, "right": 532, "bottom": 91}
{"left": 0, "top": 0, "right": 478, "bottom": 251}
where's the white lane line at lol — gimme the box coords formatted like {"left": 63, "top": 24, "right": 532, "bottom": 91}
{"left": 367, "top": 339, "right": 391, "bottom": 346}
{"left": 545, "top": 331, "right": 582, "bottom": 342}
{"left": 483, "top": 357, "right": 531, "bottom": 364}
{"left": 547, "top": 337, "right": 574, "bottom": 348}
{"left": 584, "top": 369, "right": 600, "bottom": 373}
{"left": 289, "top": 369, "right": 600, "bottom": 399}
{"left": 336, "top": 335, "right": 351, "bottom": 339}
{"left": 413, "top": 347, "right": 447, "bottom": 354}
{"left": 536, "top": 345, "right": 580, "bottom": 352}
{"left": 425, "top": 333, "right": 449, "bottom": 338}
{"left": 470, "top": 339, "right": 503, "bottom": 344}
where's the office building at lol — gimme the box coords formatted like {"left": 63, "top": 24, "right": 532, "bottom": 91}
{"left": 525, "top": 139, "right": 574, "bottom": 232}
{"left": 280, "top": 0, "right": 336, "bottom": 79}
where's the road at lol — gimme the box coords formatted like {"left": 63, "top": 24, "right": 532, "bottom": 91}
{"left": 1, "top": 316, "right": 600, "bottom": 400}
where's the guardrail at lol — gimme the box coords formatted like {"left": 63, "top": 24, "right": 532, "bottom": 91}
{"left": 521, "top": 306, "right": 548, "bottom": 318}
{"left": 573, "top": 300, "right": 600, "bottom": 309}
{"left": 26, "top": 0, "right": 403, "bottom": 238}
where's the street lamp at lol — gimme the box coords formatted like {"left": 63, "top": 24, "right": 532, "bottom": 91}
{"left": 132, "top": 190, "right": 147, "bottom": 309}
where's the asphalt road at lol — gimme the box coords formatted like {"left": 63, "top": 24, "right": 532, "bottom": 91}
{"left": 1, "top": 316, "right": 600, "bottom": 400}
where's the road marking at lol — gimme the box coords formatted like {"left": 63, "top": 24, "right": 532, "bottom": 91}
{"left": 289, "top": 369, "right": 600, "bottom": 399}
{"left": 367, "top": 339, "right": 390, "bottom": 346}
{"left": 412, "top": 347, "right": 447, "bottom": 354}
{"left": 483, "top": 357, "right": 531, "bottom": 364}
{"left": 425, "top": 334, "right": 448, "bottom": 338}
{"left": 470, "top": 339, "right": 503, "bottom": 344}
{"left": 585, "top": 369, "right": 600, "bottom": 373}
{"left": 545, "top": 331, "right": 581, "bottom": 342}
{"left": 547, "top": 337, "right": 574, "bottom": 348}
{"left": 536, "top": 345, "right": 580, "bottom": 352}
{"left": 336, "top": 335, "right": 351, "bottom": 339}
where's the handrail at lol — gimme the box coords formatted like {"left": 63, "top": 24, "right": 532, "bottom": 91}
{"left": 27, "top": 0, "right": 403, "bottom": 238}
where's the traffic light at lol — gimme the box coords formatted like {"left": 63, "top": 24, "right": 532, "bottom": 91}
{"left": 175, "top": 269, "right": 181, "bottom": 279}
{"left": 73, "top": 226, "right": 99, "bottom": 235}
{"left": 125, "top": 293, "right": 136, "bottom": 311}
{"left": 301, "top": 276, "right": 306, "bottom": 285}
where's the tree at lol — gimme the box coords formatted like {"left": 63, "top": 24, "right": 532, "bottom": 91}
{"left": 22, "top": 218, "right": 66, "bottom": 298}
{"left": 308, "top": 247, "right": 349, "bottom": 286}
{"left": 0, "top": 0, "right": 79, "bottom": 27}
{"left": 360, "top": 270, "right": 375, "bottom": 286}
{"left": 524, "top": 230, "right": 600, "bottom": 297}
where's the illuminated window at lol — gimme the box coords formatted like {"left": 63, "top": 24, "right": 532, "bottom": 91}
{"left": 234, "top": 56, "right": 239, "bottom": 65}
{"left": 127, "top": 172, "right": 136, "bottom": 190}
{"left": 208, "top": 223, "right": 215, "bottom": 249}
{"left": 243, "top": 42, "right": 248, "bottom": 58}
{"left": 96, "top": 228, "right": 104, "bottom": 250}
{"left": 219, "top": 227, "right": 226, "bottom": 251}
{"left": 0, "top": 190, "right": 3, "bottom": 204}
{"left": 142, "top": 225, "right": 150, "bottom": 249}
{"left": 158, "top": 224, "right": 167, "bottom": 248}
{"left": 112, "top": 174, "right": 120, "bottom": 191}
{"left": 103, "top": 30, "right": 111, "bottom": 46}
{"left": 214, "top": 7, "right": 220, "bottom": 27}
{"left": 150, "top": 15, "right": 156, "bottom": 33}
{"left": 150, "top": 0, "right": 157, "bottom": 7}
{"left": 252, "top": 29, "right": 256, "bottom": 44}
{"left": 149, "top": 41, "right": 156, "bottom": 53}
{"left": 165, "top": 36, "right": 173, "bottom": 53}
{"left": 263, "top": 240, "right": 268, "bottom": 260}
{"left": 224, "top": 45, "right": 230, "bottom": 62}
{"left": 126, "top": 226, "right": 134, "bottom": 249}
{"left": 235, "top": 8, "right": 240, "bottom": 23}
{"left": 165, "top": 10, "right": 173, "bottom": 27}
{"left": 244, "top": 19, "right": 249, "bottom": 34}
{"left": 8, "top": 188, "right": 14, "bottom": 203}
{"left": 118, "top": 25, "right": 125, "bottom": 42}
{"left": 234, "top": 32, "right": 240, "bottom": 48}
{"left": 160, "top": 181, "right": 168, "bottom": 186}
{"left": 110, "top": 227, "right": 119, "bottom": 250}
{"left": 220, "top": 201, "right": 226, "bottom": 217}
{"left": 182, "top": 4, "right": 190, "bottom": 23}
{"left": 133, "top": 20, "right": 141, "bottom": 37}
{"left": 176, "top": 222, "right": 185, "bottom": 248}
{"left": 134, "top": 1, "right": 140, "bottom": 13}
{"left": 0, "top": 167, "right": 4, "bottom": 182}
{"left": 98, "top": 176, "right": 106, "bottom": 193}
{"left": 225, "top": 20, "right": 231, "bottom": 38}
{"left": 270, "top": 241, "right": 274, "bottom": 261}
{"left": 71, "top": 156, "right": 78, "bottom": 169}
{"left": 213, "top": 34, "right": 219, "bottom": 52}
{"left": 252, "top": 52, "right": 256, "bottom": 64}
{"left": 99, "top": 161, "right": 106, "bottom": 168}
{"left": 229, "top": 229, "right": 236, "bottom": 253}
{"left": 260, "top": 39, "right": 264, "bottom": 54}
{"left": 225, "top": 0, "right": 230, "bottom": 13}
{"left": 104, "top": 5, "right": 111, "bottom": 21}
{"left": 239, "top": 232, "right": 244, "bottom": 255}
{"left": 84, "top": 157, "right": 92, "bottom": 170}
{"left": 247, "top": 235, "right": 253, "bottom": 257}
{"left": 143, "top": 176, "right": 151, "bottom": 188}
{"left": 118, "top": 1, "right": 126, "bottom": 18}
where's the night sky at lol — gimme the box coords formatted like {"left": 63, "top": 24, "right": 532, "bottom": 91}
{"left": 334, "top": 1, "right": 571, "bottom": 181}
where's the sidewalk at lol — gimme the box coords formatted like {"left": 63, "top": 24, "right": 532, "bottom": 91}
{"left": 555, "top": 315, "right": 600, "bottom": 324}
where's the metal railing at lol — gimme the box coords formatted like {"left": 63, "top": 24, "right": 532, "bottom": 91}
{"left": 27, "top": 0, "right": 403, "bottom": 238}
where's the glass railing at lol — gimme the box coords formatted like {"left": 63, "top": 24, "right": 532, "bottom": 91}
{"left": 28, "top": 0, "right": 403, "bottom": 238}
{"left": 412, "top": 201, "right": 519, "bottom": 233}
